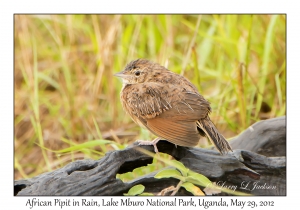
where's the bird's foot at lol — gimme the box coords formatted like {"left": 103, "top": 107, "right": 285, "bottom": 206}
{"left": 136, "top": 137, "right": 160, "bottom": 153}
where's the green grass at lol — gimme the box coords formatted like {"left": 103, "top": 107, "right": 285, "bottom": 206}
{"left": 14, "top": 14, "right": 286, "bottom": 180}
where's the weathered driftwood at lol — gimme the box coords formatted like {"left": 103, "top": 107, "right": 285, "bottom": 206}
{"left": 230, "top": 116, "right": 286, "bottom": 157}
{"left": 15, "top": 116, "right": 286, "bottom": 196}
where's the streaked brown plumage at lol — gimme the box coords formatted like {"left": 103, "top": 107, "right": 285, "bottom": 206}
{"left": 115, "top": 59, "right": 232, "bottom": 154}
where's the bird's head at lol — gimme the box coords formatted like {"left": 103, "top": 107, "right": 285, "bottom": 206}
{"left": 114, "top": 59, "right": 167, "bottom": 85}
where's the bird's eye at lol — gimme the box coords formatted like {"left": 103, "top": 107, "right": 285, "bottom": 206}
{"left": 135, "top": 71, "right": 141, "bottom": 76}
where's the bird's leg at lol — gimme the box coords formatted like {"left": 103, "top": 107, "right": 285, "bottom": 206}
{"left": 137, "top": 137, "right": 161, "bottom": 153}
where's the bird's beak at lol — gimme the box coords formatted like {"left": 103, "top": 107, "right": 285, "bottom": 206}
{"left": 114, "top": 71, "right": 130, "bottom": 79}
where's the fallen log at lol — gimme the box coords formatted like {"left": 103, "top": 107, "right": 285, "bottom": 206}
{"left": 15, "top": 116, "right": 286, "bottom": 196}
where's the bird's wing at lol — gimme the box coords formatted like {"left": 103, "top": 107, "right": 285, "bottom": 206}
{"left": 123, "top": 82, "right": 211, "bottom": 147}
{"left": 146, "top": 117, "right": 200, "bottom": 146}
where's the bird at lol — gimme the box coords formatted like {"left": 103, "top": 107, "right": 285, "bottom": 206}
{"left": 114, "top": 59, "right": 232, "bottom": 155}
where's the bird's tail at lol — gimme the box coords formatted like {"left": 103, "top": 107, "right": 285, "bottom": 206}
{"left": 197, "top": 118, "right": 232, "bottom": 155}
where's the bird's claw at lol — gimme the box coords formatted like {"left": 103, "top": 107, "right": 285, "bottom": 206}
{"left": 136, "top": 138, "right": 160, "bottom": 153}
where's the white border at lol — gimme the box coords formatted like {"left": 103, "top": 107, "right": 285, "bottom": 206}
{"left": 1, "top": 0, "right": 297, "bottom": 209}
